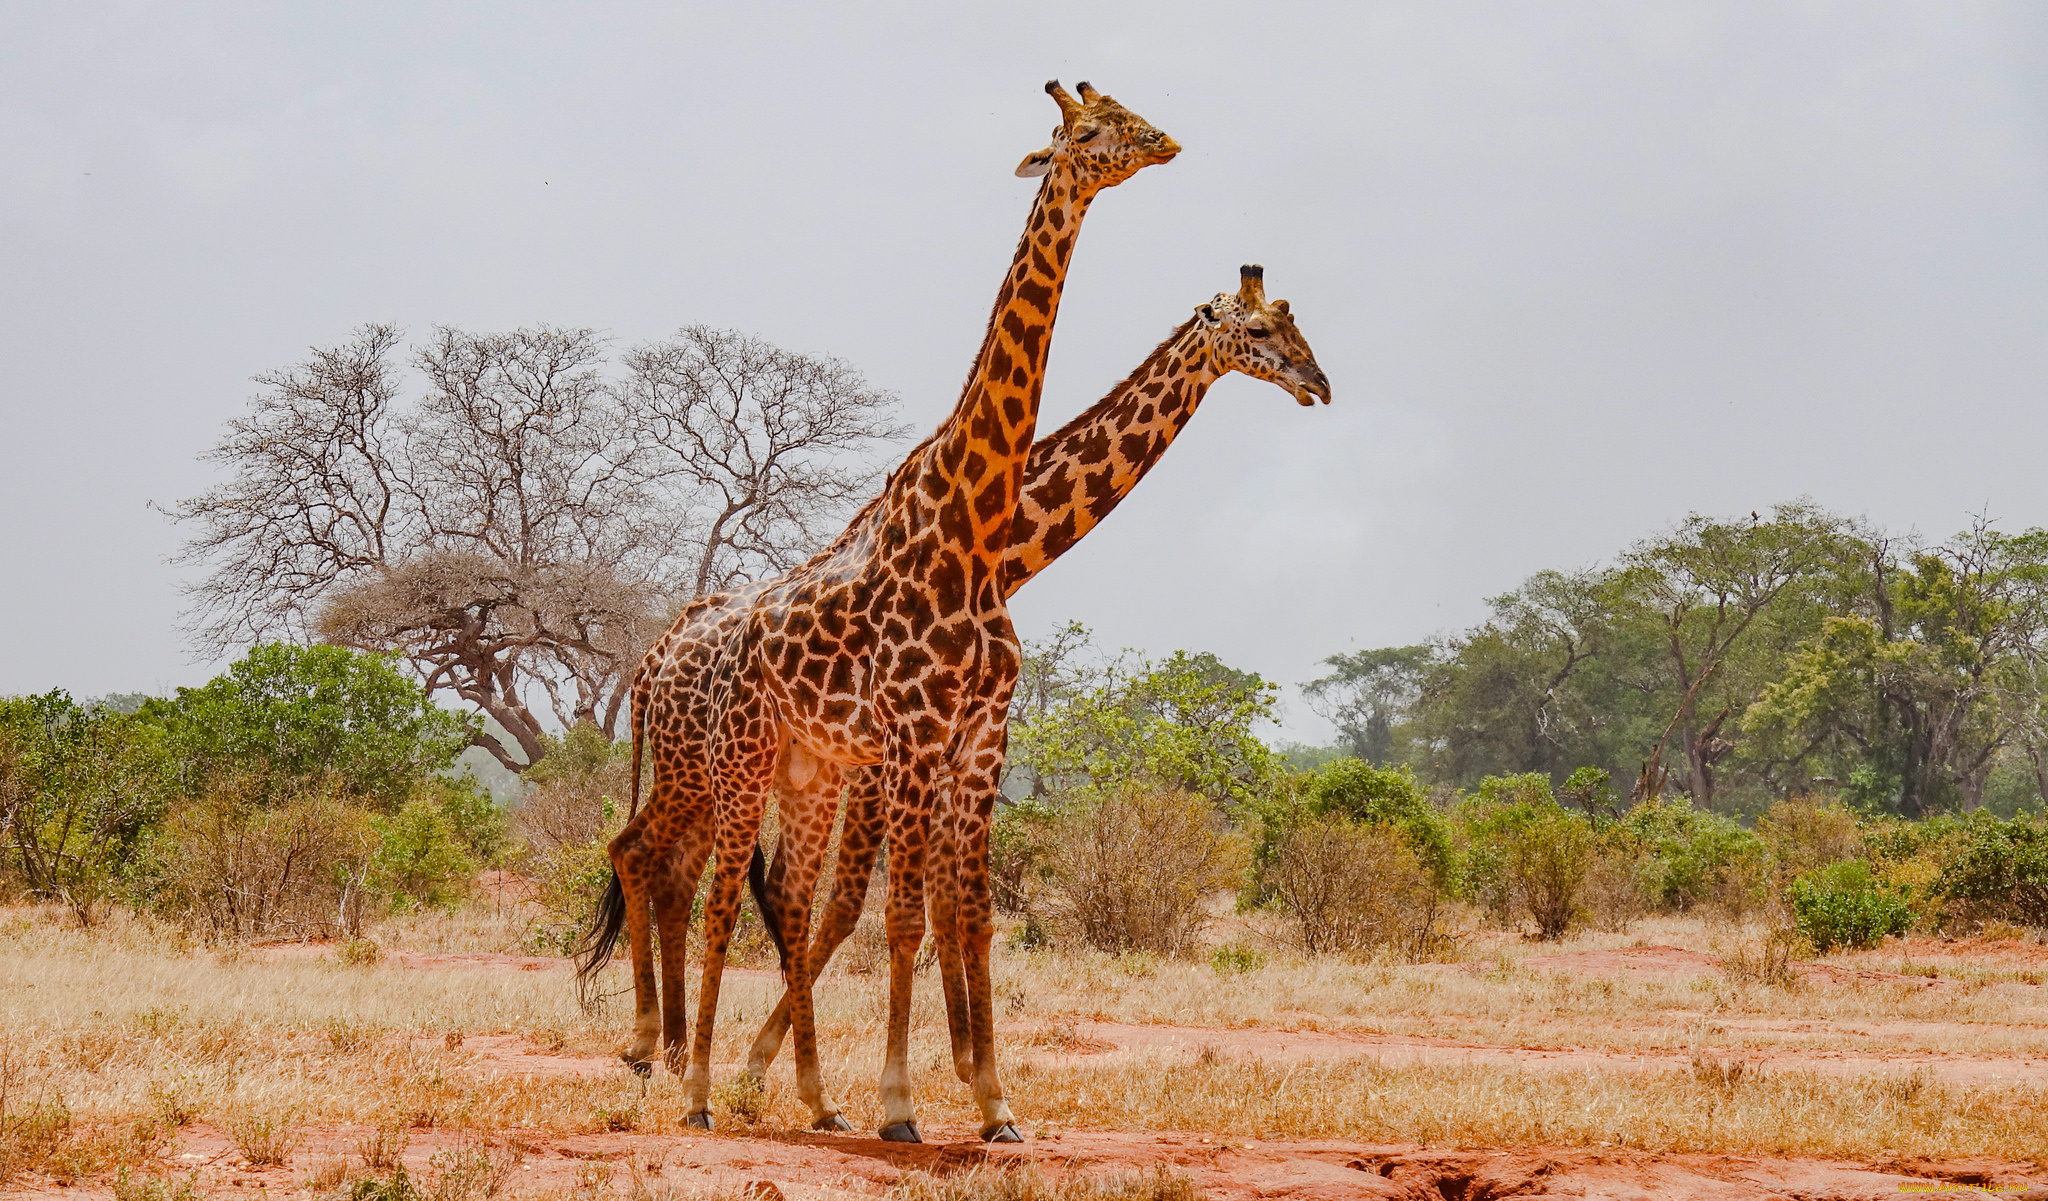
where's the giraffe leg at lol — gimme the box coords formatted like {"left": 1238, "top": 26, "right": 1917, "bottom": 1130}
{"left": 654, "top": 823, "right": 712, "bottom": 1074}
{"left": 927, "top": 802, "right": 975, "bottom": 1085}
{"left": 877, "top": 748, "right": 943, "bottom": 1142}
{"left": 951, "top": 735, "right": 1021, "bottom": 1142}
{"left": 747, "top": 767, "right": 884, "bottom": 1079}
{"left": 607, "top": 809, "right": 673, "bottom": 1072}
{"left": 684, "top": 702, "right": 779, "bottom": 1129}
{"left": 761, "top": 750, "right": 850, "bottom": 1130}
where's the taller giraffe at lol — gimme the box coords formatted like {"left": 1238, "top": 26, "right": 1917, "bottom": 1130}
{"left": 597, "top": 80, "right": 1177, "bottom": 1140}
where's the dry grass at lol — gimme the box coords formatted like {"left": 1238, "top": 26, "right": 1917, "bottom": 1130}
{"left": 0, "top": 899, "right": 2039, "bottom": 1186}
{"left": 1005, "top": 1053, "right": 2048, "bottom": 1159}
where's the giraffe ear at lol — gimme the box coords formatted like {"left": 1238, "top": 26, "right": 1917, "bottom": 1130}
{"left": 1015, "top": 146, "right": 1055, "bottom": 178}
{"left": 1194, "top": 303, "right": 1220, "bottom": 327}
{"left": 1273, "top": 299, "right": 1290, "bottom": 315}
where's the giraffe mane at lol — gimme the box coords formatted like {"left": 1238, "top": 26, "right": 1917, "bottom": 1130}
{"left": 810, "top": 168, "right": 1067, "bottom": 560}
{"left": 1033, "top": 315, "right": 1200, "bottom": 449}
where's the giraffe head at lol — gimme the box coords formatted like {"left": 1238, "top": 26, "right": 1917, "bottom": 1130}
{"left": 1193, "top": 265, "right": 1331, "bottom": 406}
{"left": 1015, "top": 81, "right": 1180, "bottom": 188}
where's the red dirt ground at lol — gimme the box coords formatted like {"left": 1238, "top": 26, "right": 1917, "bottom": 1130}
{"left": 27, "top": 1123, "right": 2043, "bottom": 1201}
{"left": 111, "top": 939, "right": 2033, "bottom": 1199}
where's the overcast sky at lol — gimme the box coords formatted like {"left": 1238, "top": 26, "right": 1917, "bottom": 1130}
{"left": 4, "top": 2, "right": 2046, "bottom": 744}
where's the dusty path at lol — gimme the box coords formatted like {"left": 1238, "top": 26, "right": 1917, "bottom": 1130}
{"left": 39, "top": 1124, "right": 2044, "bottom": 1201}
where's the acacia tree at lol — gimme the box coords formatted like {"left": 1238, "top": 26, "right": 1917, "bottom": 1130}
{"left": 1302, "top": 644, "right": 1431, "bottom": 764}
{"left": 171, "top": 323, "right": 903, "bottom": 770}
{"left": 1609, "top": 501, "right": 1858, "bottom": 807}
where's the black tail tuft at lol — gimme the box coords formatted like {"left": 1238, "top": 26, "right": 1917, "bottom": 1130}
{"left": 574, "top": 872, "right": 627, "bottom": 1005}
{"left": 748, "top": 842, "right": 791, "bottom": 971}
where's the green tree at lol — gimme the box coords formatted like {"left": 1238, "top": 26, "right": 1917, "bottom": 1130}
{"left": 1010, "top": 648, "right": 1279, "bottom": 812}
{"left": 0, "top": 692, "right": 177, "bottom": 920}
{"left": 1744, "top": 521, "right": 2048, "bottom": 815}
{"left": 1608, "top": 500, "right": 1861, "bottom": 809}
{"left": 1302, "top": 645, "right": 1431, "bottom": 763}
{"left": 146, "top": 643, "right": 472, "bottom": 809}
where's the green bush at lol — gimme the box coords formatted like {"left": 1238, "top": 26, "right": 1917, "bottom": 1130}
{"left": 142, "top": 643, "right": 472, "bottom": 810}
{"left": 1787, "top": 860, "right": 1917, "bottom": 951}
{"left": 1933, "top": 812, "right": 2048, "bottom": 930}
{"left": 1247, "top": 758, "right": 1451, "bottom": 906}
{"left": 420, "top": 775, "right": 509, "bottom": 867}
{"left": 0, "top": 692, "right": 177, "bottom": 921}
{"left": 372, "top": 796, "right": 477, "bottom": 910}
{"left": 1457, "top": 774, "right": 1597, "bottom": 939}
{"left": 1616, "top": 797, "right": 1761, "bottom": 911}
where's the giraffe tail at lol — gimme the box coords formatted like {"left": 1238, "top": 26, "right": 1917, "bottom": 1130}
{"left": 574, "top": 872, "right": 627, "bottom": 1003}
{"left": 747, "top": 842, "right": 792, "bottom": 971}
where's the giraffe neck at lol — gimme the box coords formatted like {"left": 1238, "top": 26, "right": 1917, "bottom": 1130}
{"left": 1001, "top": 319, "right": 1219, "bottom": 595}
{"left": 921, "top": 169, "right": 1099, "bottom": 584}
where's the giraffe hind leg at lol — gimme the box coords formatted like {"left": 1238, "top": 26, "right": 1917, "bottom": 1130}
{"left": 746, "top": 767, "right": 884, "bottom": 1079}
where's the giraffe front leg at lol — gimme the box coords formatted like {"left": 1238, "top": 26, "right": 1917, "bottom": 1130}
{"left": 951, "top": 740, "right": 1021, "bottom": 1142}
{"left": 877, "top": 766, "right": 936, "bottom": 1143}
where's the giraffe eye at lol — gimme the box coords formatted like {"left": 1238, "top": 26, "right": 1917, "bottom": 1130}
{"left": 1247, "top": 327, "right": 1270, "bottom": 338}
{"left": 1074, "top": 128, "right": 1099, "bottom": 144}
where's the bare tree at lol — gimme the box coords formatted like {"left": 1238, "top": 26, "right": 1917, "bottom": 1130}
{"left": 170, "top": 323, "right": 903, "bottom": 771}
{"left": 169, "top": 323, "right": 409, "bottom": 655}
{"left": 619, "top": 325, "right": 908, "bottom": 597}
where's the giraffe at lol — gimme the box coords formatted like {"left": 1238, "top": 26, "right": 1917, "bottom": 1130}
{"left": 590, "top": 79, "right": 1178, "bottom": 1141}
{"left": 741, "top": 265, "right": 1330, "bottom": 1088}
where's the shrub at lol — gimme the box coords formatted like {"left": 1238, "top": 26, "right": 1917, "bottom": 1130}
{"left": 145, "top": 643, "right": 472, "bottom": 810}
{"left": 1788, "top": 860, "right": 1917, "bottom": 951}
{"left": 1043, "top": 784, "right": 1241, "bottom": 956}
{"left": 1246, "top": 758, "right": 1451, "bottom": 908}
{"left": 1617, "top": 797, "right": 1761, "bottom": 912}
{"left": 1757, "top": 796, "right": 1863, "bottom": 881}
{"left": 1933, "top": 812, "right": 2048, "bottom": 930}
{"left": 1270, "top": 818, "right": 1450, "bottom": 958}
{"left": 372, "top": 796, "right": 477, "bottom": 910}
{"left": 1458, "top": 774, "right": 1597, "bottom": 939}
{"left": 0, "top": 692, "right": 177, "bottom": 922}
{"left": 156, "top": 780, "right": 379, "bottom": 940}
{"left": 419, "top": 775, "right": 509, "bottom": 867}
{"left": 989, "top": 799, "right": 1058, "bottom": 914}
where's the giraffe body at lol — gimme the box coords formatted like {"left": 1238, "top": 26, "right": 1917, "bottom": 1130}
{"left": 595, "top": 81, "right": 1179, "bottom": 1139}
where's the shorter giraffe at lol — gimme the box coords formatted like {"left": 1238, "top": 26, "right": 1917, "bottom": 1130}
{"left": 743, "top": 265, "right": 1330, "bottom": 1109}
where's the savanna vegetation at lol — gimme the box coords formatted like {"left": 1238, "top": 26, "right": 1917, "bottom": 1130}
{"left": 6, "top": 325, "right": 2046, "bottom": 1194}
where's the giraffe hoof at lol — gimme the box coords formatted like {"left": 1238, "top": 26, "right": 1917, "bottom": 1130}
{"left": 624, "top": 1057, "right": 653, "bottom": 1078}
{"left": 685, "top": 1111, "right": 713, "bottom": 1132}
{"left": 814, "top": 1113, "right": 855, "bottom": 1132}
{"left": 879, "top": 1121, "right": 922, "bottom": 1143}
{"left": 981, "top": 1121, "right": 1025, "bottom": 1144}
